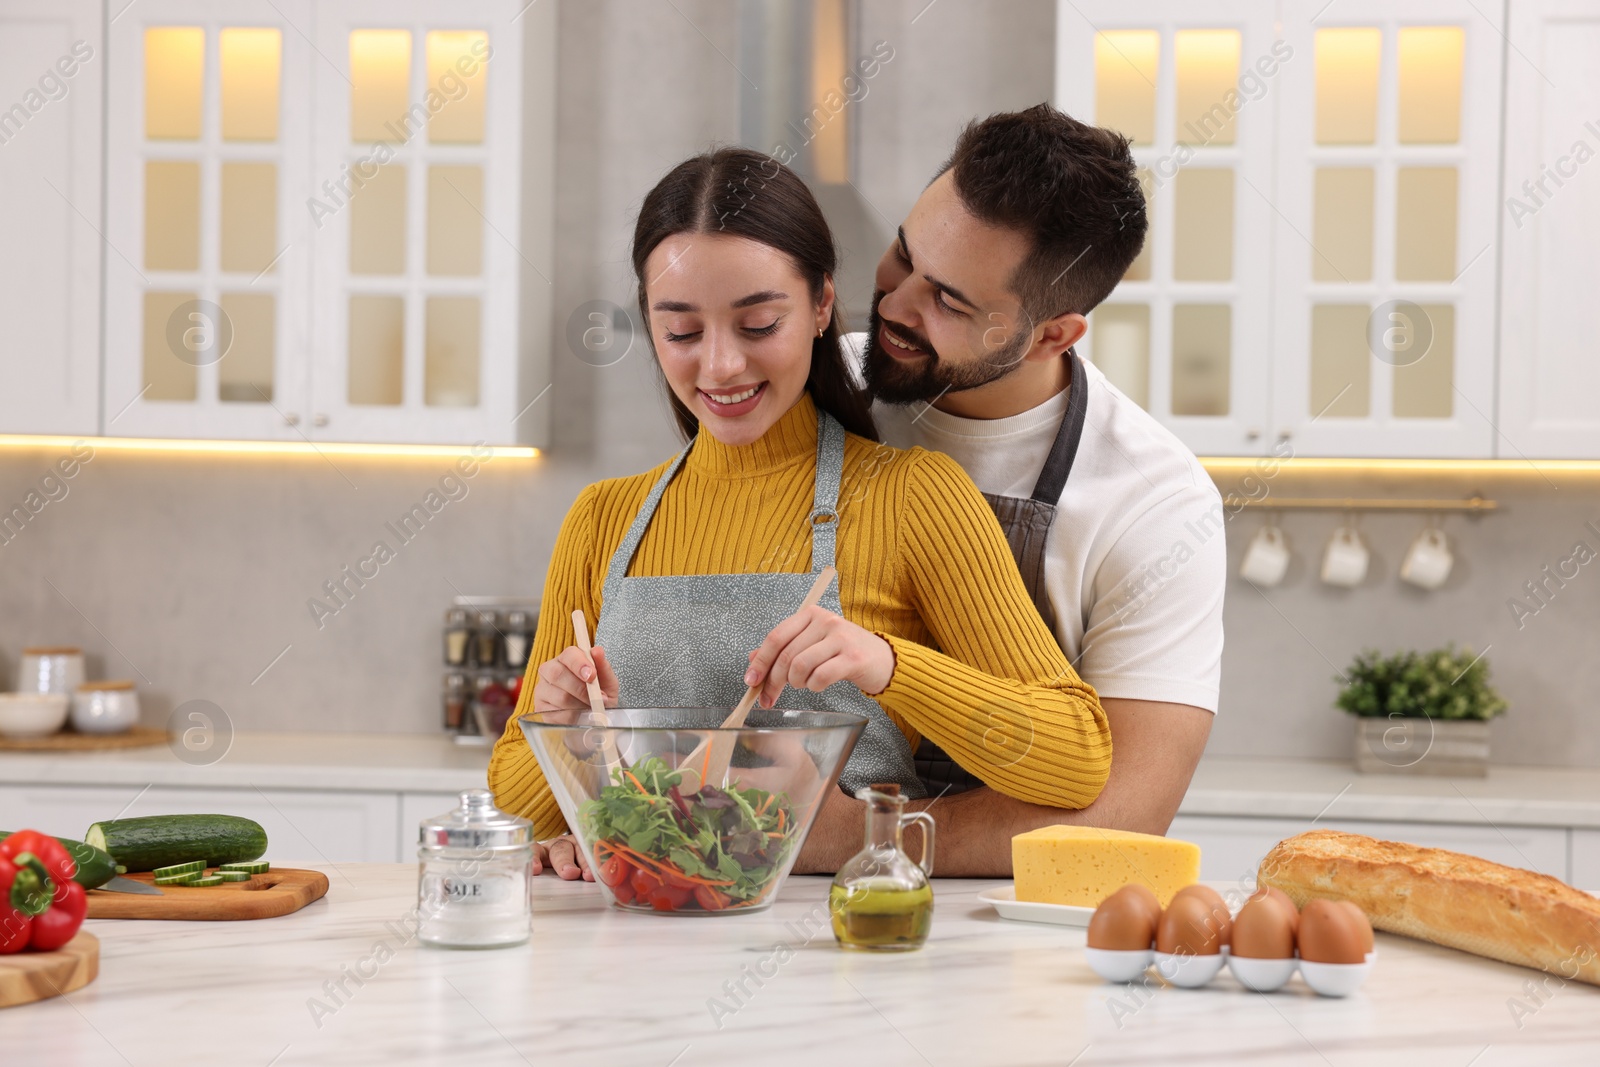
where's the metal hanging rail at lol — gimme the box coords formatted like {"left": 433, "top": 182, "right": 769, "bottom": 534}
{"left": 1221, "top": 495, "right": 1499, "bottom": 513}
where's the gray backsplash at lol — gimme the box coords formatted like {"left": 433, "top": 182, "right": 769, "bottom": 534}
{"left": 3, "top": 1, "right": 1596, "bottom": 767}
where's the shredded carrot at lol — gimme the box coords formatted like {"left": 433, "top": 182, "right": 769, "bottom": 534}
{"left": 776, "top": 808, "right": 786, "bottom": 832}
{"left": 598, "top": 839, "right": 735, "bottom": 887}
{"left": 623, "top": 770, "right": 647, "bottom": 793}
{"left": 766, "top": 831, "right": 784, "bottom": 838}
{"left": 755, "top": 794, "right": 773, "bottom": 817}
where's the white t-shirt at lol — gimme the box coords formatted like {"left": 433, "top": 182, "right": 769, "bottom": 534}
{"left": 846, "top": 332, "right": 1225, "bottom": 713}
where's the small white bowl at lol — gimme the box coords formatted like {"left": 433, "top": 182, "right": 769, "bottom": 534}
{"left": 1228, "top": 954, "right": 1298, "bottom": 992}
{"left": 71, "top": 682, "right": 140, "bottom": 734}
{"left": 1299, "top": 959, "right": 1373, "bottom": 997}
{"left": 1153, "top": 950, "right": 1226, "bottom": 988}
{"left": 1085, "top": 947, "right": 1154, "bottom": 983}
{"left": 0, "top": 692, "right": 70, "bottom": 738}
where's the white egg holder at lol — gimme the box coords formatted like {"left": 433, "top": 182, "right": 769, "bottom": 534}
{"left": 1085, "top": 945, "right": 1376, "bottom": 997}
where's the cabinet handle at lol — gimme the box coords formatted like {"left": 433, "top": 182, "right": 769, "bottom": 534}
{"left": 314, "top": 414, "right": 329, "bottom": 427}
{"left": 1246, "top": 428, "right": 1261, "bottom": 441}
{"left": 1277, "top": 430, "right": 1292, "bottom": 442}
{"left": 284, "top": 413, "right": 300, "bottom": 426}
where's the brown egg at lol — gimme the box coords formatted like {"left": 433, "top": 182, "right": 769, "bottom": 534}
{"left": 1167, "top": 884, "right": 1232, "bottom": 948}
{"left": 1156, "top": 893, "right": 1228, "bottom": 956}
{"left": 1088, "top": 886, "right": 1160, "bottom": 951}
{"left": 1247, "top": 885, "right": 1300, "bottom": 936}
{"left": 1337, "top": 900, "right": 1374, "bottom": 954}
{"left": 1231, "top": 895, "right": 1296, "bottom": 960}
{"left": 1298, "top": 900, "right": 1367, "bottom": 964}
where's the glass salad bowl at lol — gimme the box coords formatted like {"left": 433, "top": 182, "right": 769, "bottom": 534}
{"left": 518, "top": 707, "right": 866, "bottom": 915}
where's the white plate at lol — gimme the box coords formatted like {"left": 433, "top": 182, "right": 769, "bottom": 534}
{"left": 978, "top": 885, "right": 1095, "bottom": 927}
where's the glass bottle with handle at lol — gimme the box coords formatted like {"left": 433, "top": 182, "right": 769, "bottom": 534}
{"left": 829, "top": 783, "right": 935, "bottom": 951}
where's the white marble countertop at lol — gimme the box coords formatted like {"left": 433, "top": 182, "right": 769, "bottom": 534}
{"left": 1183, "top": 757, "right": 1600, "bottom": 830}
{"left": 6, "top": 864, "right": 1597, "bottom": 1065}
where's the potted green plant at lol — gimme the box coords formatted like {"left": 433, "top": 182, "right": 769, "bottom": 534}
{"left": 1338, "top": 645, "right": 1508, "bottom": 776}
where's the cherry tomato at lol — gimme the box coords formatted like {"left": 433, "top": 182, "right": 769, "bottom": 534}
{"left": 693, "top": 884, "right": 729, "bottom": 911}
{"left": 650, "top": 882, "right": 691, "bottom": 911}
{"left": 609, "top": 876, "right": 635, "bottom": 906}
{"left": 597, "top": 854, "right": 632, "bottom": 888}
{"left": 630, "top": 867, "right": 661, "bottom": 899}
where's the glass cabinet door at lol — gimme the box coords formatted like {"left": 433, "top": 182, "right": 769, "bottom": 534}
{"left": 1057, "top": 2, "right": 1277, "bottom": 456}
{"left": 309, "top": 1, "right": 524, "bottom": 445}
{"left": 1268, "top": 1, "right": 1501, "bottom": 457}
{"left": 104, "top": 1, "right": 312, "bottom": 440}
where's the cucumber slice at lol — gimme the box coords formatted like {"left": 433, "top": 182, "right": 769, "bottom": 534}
{"left": 154, "top": 871, "right": 203, "bottom": 886}
{"left": 84, "top": 815, "right": 268, "bottom": 873}
{"left": 218, "top": 860, "right": 270, "bottom": 875}
{"left": 190, "top": 875, "right": 224, "bottom": 887}
{"left": 215, "top": 870, "right": 251, "bottom": 882}
{"left": 153, "top": 860, "right": 206, "bottom": 877}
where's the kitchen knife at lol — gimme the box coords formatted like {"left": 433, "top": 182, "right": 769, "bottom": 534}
{"left": 94, "top": 875, "right": 164, "bottom": 895}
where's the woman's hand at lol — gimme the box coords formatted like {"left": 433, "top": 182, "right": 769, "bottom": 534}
{"left": 533, "top": 834, "right": 593, "bottom": 881}
{"left": 745, "top": 606, "right": 895, "bottom": 706}
{"left": 533, "top": 645, "right": 620, "bottom": 714}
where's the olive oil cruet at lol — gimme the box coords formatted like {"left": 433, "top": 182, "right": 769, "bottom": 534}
{"left": 829, "top": 783, "right": 935, "bottom": 951}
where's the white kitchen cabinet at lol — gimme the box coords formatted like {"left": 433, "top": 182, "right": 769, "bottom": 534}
{"left": 397, "top": 789, "right": 467, "bottom": 861}
{"left": 1169, "top": 814, "right": 1572, "bottom": 884}
{"left": 1498, "top": 0, "right": 1600, "bottom": 459}
{"left": 0, "top": 0, "right": 103, "bottom": 435}
{"left": 1269, "top": 0, "right": 1501, "bottom": 457}
{"left": 1058, "top": 0, "right": 1503, "bottom": 458}
{"left": 0, "top": 784, "right": 400, "bottom": 864}
{"left": 1056, "top": 1, "right": 1278, "bottom": 456}
{"left": 1572, "top": 829, "right": 1600, "bottom": 890}
{"left": 101, "top": 0, "right": 554, "bottom": 446}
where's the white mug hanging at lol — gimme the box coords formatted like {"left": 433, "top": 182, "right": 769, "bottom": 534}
{"left": 1321, "top": 525, "right": 1370, "bottom": 588}
{"left": 1400, "top": 526, "right": 1453, "bottom": 590}
{"left": 1240, "top": 524, "right": 1291, "bottom": 587}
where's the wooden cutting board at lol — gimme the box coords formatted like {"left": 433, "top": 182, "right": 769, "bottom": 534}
{"left": 86, "top": 868, "right": 329, "bottom": 920}
{"left": 0, "top": 930, "right": 98, "bottom": 1008}
{"left": 0, "top": 725, "right": 170, "bottom": 751}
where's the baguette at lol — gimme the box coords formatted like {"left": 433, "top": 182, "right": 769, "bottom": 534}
{"left": 1258, "top": 830, "right": 1600, "bottom": 985}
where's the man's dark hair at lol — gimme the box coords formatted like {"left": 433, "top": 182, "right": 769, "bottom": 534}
{"left": 936, "top": 103, "right": 1146, "bottom": 324}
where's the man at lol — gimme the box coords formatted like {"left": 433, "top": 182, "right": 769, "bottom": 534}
{"left": 796, "top": 104, "right": 1225, "bottom": 875}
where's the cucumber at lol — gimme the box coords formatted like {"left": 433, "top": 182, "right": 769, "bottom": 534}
{"left": 0, "top": 831, "right": 121, "bottom": 890}
{"left": 218, "top": 860, "right": 269, "bottom": 875}
{"left": 84, "top": 815, "right": 268, "bottom": 873}
{"left": 190, "top": 875, "right": 224, "bottom": 887}
{"left": 215, "top": 870, "right": 251, "bottom": 882}
{"left": 154, "top": 871, "right": 202, "bottom": 886}
{"left": 153, "top": 860, "right": 206, "bottom": 878}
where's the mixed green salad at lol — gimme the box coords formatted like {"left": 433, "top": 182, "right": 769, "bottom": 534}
{"left": 578, "top": 756, "right": 799, "bottom": 912}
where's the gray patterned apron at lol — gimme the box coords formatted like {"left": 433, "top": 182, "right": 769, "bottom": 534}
{"left": 913, "top": 350, "right": 1089, "bottom": 796}
{"left": 593, "top": 408, "right": 926, "bottom": 798}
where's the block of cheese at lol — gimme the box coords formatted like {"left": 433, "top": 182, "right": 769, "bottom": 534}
{"left": 1012, "top": 825, "right": 1201, "bottom": 908}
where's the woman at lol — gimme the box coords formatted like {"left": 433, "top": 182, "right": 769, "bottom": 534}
{"left": 488, "top": 148, "right": 1110, "bottom": 877}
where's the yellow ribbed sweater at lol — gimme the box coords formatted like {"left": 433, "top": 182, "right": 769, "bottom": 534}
{"left": 487, "top": 395, "right": 1110, "bottom": 839}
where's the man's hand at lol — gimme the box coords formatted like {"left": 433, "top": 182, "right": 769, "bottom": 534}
{"left": 533, "top": 834, "right": 593, "bottom": 881}
{"left": 790, "top": 699, "right": 1214, "bottom": 876}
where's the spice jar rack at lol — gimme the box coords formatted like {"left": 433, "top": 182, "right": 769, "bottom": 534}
{"left": 441, "top": 595, "right": 539, "bottom": 746}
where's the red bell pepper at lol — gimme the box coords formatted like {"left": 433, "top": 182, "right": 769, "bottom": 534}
{"left": 0, "top": 829, "right": 87, "bottom": 953}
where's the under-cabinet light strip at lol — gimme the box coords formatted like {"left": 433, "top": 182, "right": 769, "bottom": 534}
{"left": 0, "top": 434, "right": 539, "bottom": 460}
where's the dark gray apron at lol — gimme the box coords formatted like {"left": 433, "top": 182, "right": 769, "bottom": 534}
{"left": 593, "top": 408, "right": 926, "bottom": 798}
{"left": 912, "top": 351, "right": 1089, "bottom": 796}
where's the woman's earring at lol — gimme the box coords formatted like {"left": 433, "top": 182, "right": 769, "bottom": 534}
{"left": 817, "top": 325, "right": 825, "bottom": 338}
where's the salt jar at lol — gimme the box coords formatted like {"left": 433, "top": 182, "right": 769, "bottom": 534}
{"left": 417, "top": 789, "right": 533, "bottom": 948}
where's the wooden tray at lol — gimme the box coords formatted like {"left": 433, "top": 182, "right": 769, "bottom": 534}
{"left": 0, "top": 725, "right": 170, "bottom": 752}
{"left": 0, "top": 931, "right": 98, "bottom": 1008}
{"left": 86, "top": 868, "right": 329, "bottom": 921}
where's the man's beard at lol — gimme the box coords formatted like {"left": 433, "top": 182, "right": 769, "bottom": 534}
{"left": 861, "top": 290, "right": 1031, "bottom": 405}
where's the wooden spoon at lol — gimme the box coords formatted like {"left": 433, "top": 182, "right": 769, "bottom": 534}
{"left": 571, "top": 610, "right": 624, "bottom": 772}
{"left": 679, "top": 566, "right": 837, "bottom": 793}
